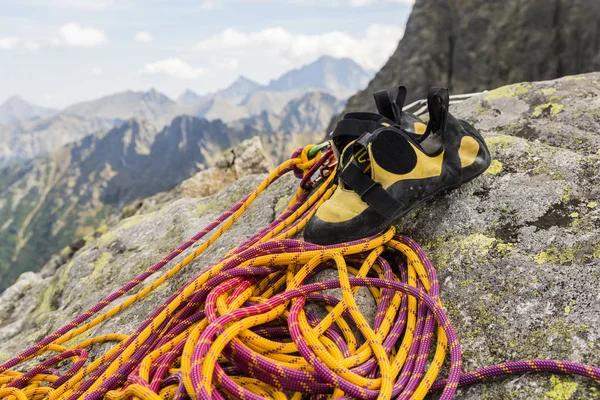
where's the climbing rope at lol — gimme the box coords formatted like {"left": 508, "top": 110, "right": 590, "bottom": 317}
{"left": 0, "top": 145, "right": 598, "bottom": 399}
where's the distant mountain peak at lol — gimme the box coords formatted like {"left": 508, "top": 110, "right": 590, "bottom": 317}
{"left": 180, "top": 89, "right": 197, "bottom": 96}
{"left": 265, "top": 56, "right": 373, "bottom": 97}
{"left": 214, "top": 76, "right": 263, "bottom": 105}
{"left": 2, "top": 95, "right": 35, "bottom": 108}
{"left": 0, "top": 95, "right": 57, "bottom": 125}
{"left": 234, "top": 75, "right": 259, "bottom": 85}
{"left": 4, "top": 95, "right": 25, "bottom": 104}
{"left": 222, "top": 75, "right": 262, "bottom": 93}
{"left": 61, "top": 89, "right": 187, "bottom": 129}
{"left": 314, "top": 55, "right": 353, "bottom": 63}
{"left": 141, "top": 88, "right": 172, "bottom": 104}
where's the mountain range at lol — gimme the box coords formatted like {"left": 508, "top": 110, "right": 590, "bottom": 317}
{"left": 176, "top": 56, "right": 371, "bottom": 122}
{"left": 0, "top": 89, "right": 343, "bottom": 291}
{"left": 0, "top": 57, "right": 356, "bottom": 290}
{"left": 0, "top": 56, "right": 371, "bottom": 168}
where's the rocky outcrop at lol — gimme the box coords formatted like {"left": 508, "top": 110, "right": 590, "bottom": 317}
{"left": 335, "top": 0, "right": 600, "bottom": 127}
{"left": 1, "top": 73, "right": 599, "bottom": 398}
{"left": 181, "top": 136, "right": 273, "bottom": 198}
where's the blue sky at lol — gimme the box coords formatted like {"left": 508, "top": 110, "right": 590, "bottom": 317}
{"left": 0, "top": 0, "right": 413, "bottom": 108}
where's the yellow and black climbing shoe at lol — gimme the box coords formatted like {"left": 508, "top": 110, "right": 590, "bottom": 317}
{"left": 330, "top": 86, "right": 426, "bottom": 160}
{"left": 304, "top": 87, "right": 491, "bottom": 245}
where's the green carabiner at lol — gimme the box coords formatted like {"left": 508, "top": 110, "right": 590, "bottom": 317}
{"left": 307, "top": 141, "right": 331, "bottom": 159}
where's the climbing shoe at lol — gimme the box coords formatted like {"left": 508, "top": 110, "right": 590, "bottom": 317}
{"left": 330, "top": 86, "right": 426, "bottom": 161}
{"left": 304, "top": 87, "right": 491, "bottom": 245}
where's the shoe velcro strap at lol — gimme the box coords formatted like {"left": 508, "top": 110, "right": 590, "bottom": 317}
{"left": 373, "top": 86, "right": 407, "bottom": 122}
{"left": 340, "top": 161, "right": 403, "bottom": 219}
{"left": 330, "top": 119, "right": 380, "bottom": 142}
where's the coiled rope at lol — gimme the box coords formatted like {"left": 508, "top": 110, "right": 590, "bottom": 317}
{"left": 0, "top": 145, "right": 598, "bottom": 399}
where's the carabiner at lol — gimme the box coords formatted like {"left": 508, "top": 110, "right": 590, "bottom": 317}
{"left": 307, "top": 141, "right": 331, "bottom": 159}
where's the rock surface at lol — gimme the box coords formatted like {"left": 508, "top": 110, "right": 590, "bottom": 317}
{"left": 1, "top": 73, "right": 600, "bottom": 399}
{"left": 181, "top": 136, "right": 273, "bottom": 198}
{"left": 334, "top": 0, "right": 600, "bottom": 129}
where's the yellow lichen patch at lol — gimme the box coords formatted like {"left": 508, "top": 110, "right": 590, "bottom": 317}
{"left": 564, "top": 75, "right": 586, "bottom": 81}
{"left": 97, "top": 231, "right": 117, "bottom": 248}
{"left": 486, "top": 83, "right": 532, "bottom": 100}
{"left": 545, "top": 375, "right": 578, "bottom": 400}
{"left": 0, "top": 352, "right": 11, "bottom": 363}
{"left": 96, "top": 252, "right": 112, "bottom": 269}
{"left": 485, "top": 160, "right": 503, "bottom": 175}
{"left": 533, "top": 103, "right": 565, "bottom": 117}
{"left": 84, "top": 252, "right": 113, "bottom": 283}
{"left": 60, "top": 245, "right": 72, "bottom": 256}
{"left": 33, "top": 285, "right": 58, "bottom": 322}
{"left": 486, "top": 135, "right": 515, "bottom": 153}
{"left": 594, "top": 245, "right": 600, "bottom": 259}
{"left": 496, "top": 242, "right": 514, "bottom": 256}
{"left": 458, "top": 233, "right": 496, "bottom": 257}
{"left": 564, "top": 300, "right": 577, "bottom": 316}
{"left": 195, "top": 201, "right": 222, "bottom": 215}
{"left": 587, "top": 201, "right": 598, "bottom": 209}
{"left": 118, "top": 214, "right": 151, "bottom": 231}
{"left": 534, "top": 247, "right": 575, "bottom": 265}
{"left": 538, "top": 87, "right": 557, "bottom": 96}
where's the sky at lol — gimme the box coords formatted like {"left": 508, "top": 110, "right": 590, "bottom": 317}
{"left": 0, "top": 0, "right": 414, "bottom": 108}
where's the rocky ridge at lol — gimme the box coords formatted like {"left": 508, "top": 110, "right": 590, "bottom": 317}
{"left": 1, "top": 73, "right": 599, "bottom": 399}
{"left": 334, "top": 0, "right": 600, "bottom": 129}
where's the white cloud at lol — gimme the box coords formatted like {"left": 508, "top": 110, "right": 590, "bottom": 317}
{"left": 211, "top": 56, "right": 239, "bottom": 70}
{"left": 0, "top": 37, "right": 19, "bottom": 50}
{"left": 138, "top": 58, "right": 206, "bottom": 80}
{"left": 134, "top": 31, "right": 153, "bottom": 42}
{"left": 195, "top": 24, "right": 403, "bottom": 70}
{"left": 92, "top": 67, "right": 103, "bottom": 75}
{"left": 1, "top": 23, "right": 107, "bottom": 50}
{"left": 58, "top": 23, "right": 107, "bottom": 48}
{"left": 24, "top": 41, "right": 41, "bottom": 51}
